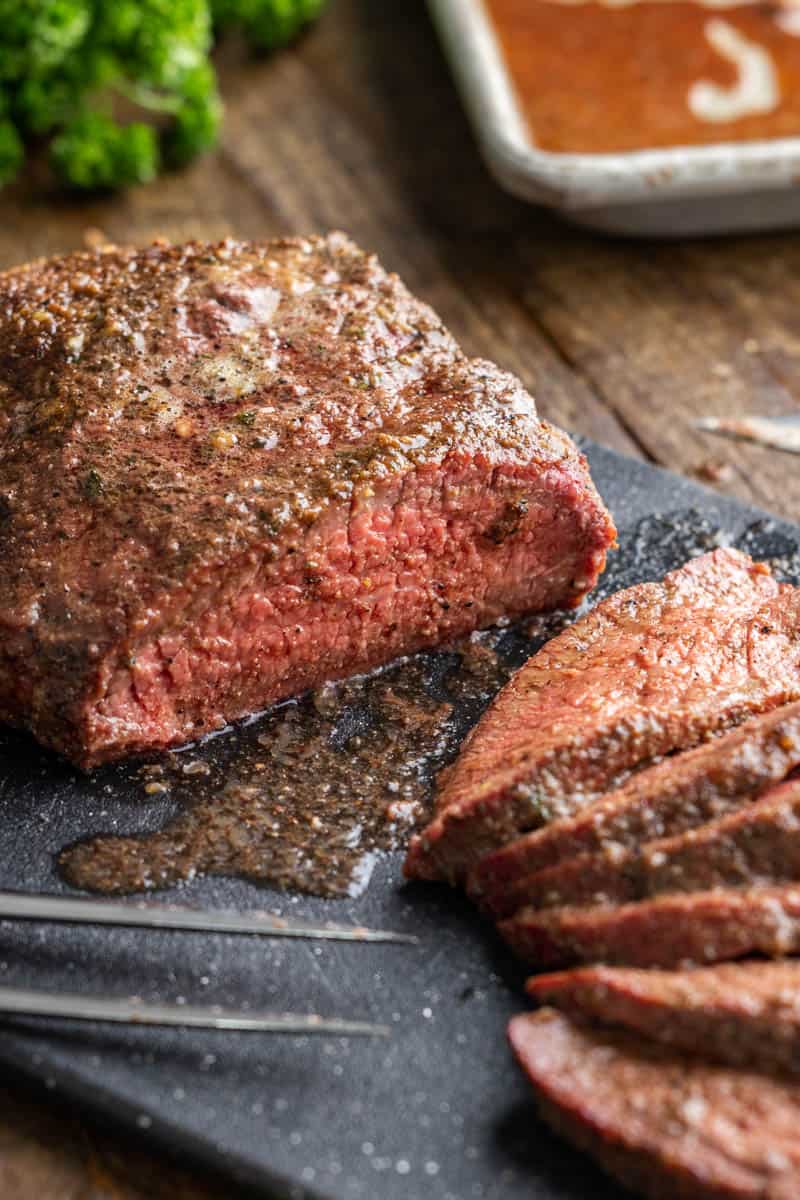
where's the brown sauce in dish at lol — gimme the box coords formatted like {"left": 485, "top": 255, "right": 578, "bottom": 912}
{"left": 485, "top": 0, "right": 800, "bottom": 152}
{"left": 59, "top": 629, "right": 528, "bottom": 899}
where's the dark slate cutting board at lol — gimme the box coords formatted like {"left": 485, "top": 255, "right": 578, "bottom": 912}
{"left": 1, "top": 441, "right": 799, "bottom": 1200}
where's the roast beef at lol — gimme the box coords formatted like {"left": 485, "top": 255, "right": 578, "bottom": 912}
{"left": 509, "top": 1008, "right": 800, "bottom": 1200}
{"left": 407, "top": 549, "right": 798, "bottom": 884}
{"left": 527, "top": 961, "right": 800, "bottom": 1075}
{"left": 512, "top": 775, "right": 800, "bottom": 912}
{"left": 0, "top": 233, "right": 615, "bottom": 767}
{"left": 500, "top": 885, "right": 800, "bottom": 969}
{"left": 470, "top": 701, "right": 800, "bottom": 918}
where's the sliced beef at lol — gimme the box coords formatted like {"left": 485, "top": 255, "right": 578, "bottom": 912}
{"left": 510, "top": 775, "right": 800, "bottom": 912}
{"left": 406, "top": 549, "right": 799, "bottom": 884}
{"left": 500, "top": 885, "right": 800, "bottom": 969}
{"left": 0, "top": 234, "right": 615, "bottom": 767}
{"left": 470, "top": 702, "right": 800, "bottom": 917}
{"left": 527, "top": 961, "right": 800, "bottom": 1075}
{"left": 509, "top": 1008, "right": 800, "bottom": 1200}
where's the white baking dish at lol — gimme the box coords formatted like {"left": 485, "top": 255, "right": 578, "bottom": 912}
{"left": 427, "top": 0, "right": 800, "bottom": 236}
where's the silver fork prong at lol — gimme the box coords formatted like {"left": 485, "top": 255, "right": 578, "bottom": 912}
{"left": 0, "top": 892, "right": 417, "bottom": 944}
{"left": 0, "top": 986, "right": 390, "bottom": 1036}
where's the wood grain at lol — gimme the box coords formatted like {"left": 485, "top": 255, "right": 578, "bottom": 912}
{"left": 0, "top": 1075, "right": 232, "bottom": 1199}
{"left": 0, "top": 0, "right": 799, "bottom": 1192}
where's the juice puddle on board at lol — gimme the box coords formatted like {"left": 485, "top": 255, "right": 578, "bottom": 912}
{"left": 59, "top": 632, "right": 519, "bottom": 898}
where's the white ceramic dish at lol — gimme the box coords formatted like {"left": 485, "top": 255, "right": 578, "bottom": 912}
{"left": 427, "top": 0, "right": 800, "bottom": 236}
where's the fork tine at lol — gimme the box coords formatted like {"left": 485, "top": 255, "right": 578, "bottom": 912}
{"left": 0, "top": 892, "right": 417, "bottom": 944}
{"left": 0, "top": 985, "right": 390, "bottom": 1036}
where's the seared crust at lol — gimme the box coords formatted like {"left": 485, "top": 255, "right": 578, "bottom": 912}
{"left": 510, "top": 774, "right": 800, "bottom": 914}
{"left": 500, "top": 885, "right": 800, "bottom": 970}
{"left": 470, "top": 700, "right": 800, "bottom": 918}
{"left": 510, "top": 1009, "right": 800, "bottom": 1200}
{"left": 528, "top": 961, "right": 800, "bottom": 1075}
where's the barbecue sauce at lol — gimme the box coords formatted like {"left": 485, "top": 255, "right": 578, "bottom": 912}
{"left": 486, "top": 1, "right": 800, "bottom": 153}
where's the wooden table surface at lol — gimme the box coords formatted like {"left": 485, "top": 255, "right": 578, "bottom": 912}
{"left": 1, "top": 1, "right": 800, "bottom": 1194}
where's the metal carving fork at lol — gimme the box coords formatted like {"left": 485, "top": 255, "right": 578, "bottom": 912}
{"left": 0, "top": 892, "right": 417, "bottom": 1037}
